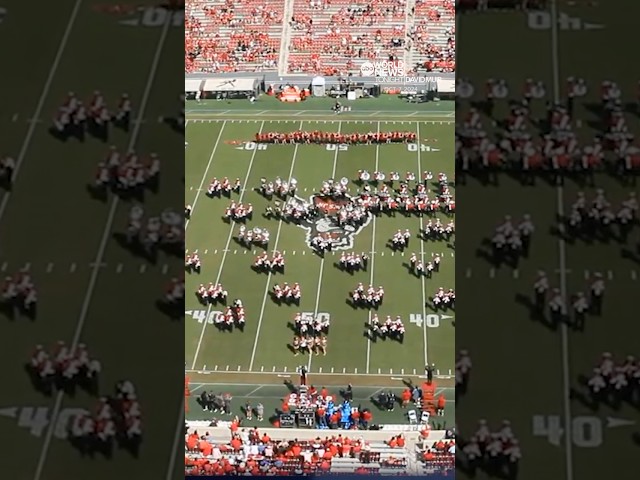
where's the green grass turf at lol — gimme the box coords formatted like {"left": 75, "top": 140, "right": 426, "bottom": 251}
{"left": 0, "top": 2, "right": 183, "bottom": 479}
{"left": 184, "top": 104, "right": 456, "bottom": 427}
{"left": 457, "top": 3, "right": 639, "bottom": 480}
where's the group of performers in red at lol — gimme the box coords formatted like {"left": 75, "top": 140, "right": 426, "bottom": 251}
{"left": 255, "top": 131, "right": 417, "bottom": 145}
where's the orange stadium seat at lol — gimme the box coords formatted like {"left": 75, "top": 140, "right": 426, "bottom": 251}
{"left": 185, "top": 0, "right": 455, "bottom": 75}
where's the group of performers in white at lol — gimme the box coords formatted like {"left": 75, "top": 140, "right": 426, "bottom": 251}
{"left": 566, "top": 190, "right": 637, "bottom": 241}
{"left": 389, "top": 229, "right": 412, "bottom": 251}
{"left": 207, "top": 177, "right": 241, "bottom": 197}
{"left": 461, "top": 419, "right": 521, "bottom": 474}
{"left": 126, "top": 205, "right": 183, "bottom": 253}
{"left": 432, "top": 287, "right": 455, "bottom": 310}
{"left": 421, "top": 218, "right": 456, "bottom": 242}
{"left": 350, "top": 283, "right": 385, "bottom": 308}
{"left": 237, "top": 225, "right": 269, "bottom": 248}
{"left": 69, "top": 380, "right": 142, "bottom": 447}
{"left": 196, "top": 283, "right": 228, "bottom": 305}
{"left": 409, "top": 252, "right": 442, "bottom": 278}
{"left": 585, "top": 352, "right": 640, "bottom": 404}
{"left": 337, "top": 252, "right": 369, "bottom": 272}
{"left": 52, "top": 91, "right": 131, "bottom": 138}
{"left": 292, "top": 335, "right": 328, "bottom": 356}
{"left": 1, "top": 270, "right": 37, "bottom": 312}
{"left": 185, "top": 251, "right": 202, "bottom": 273}
{"left": 94, "top": 146, "right": 160, "bottom": 194}
{"left": 370, "top": 314, "right": 406, "bottom": 342}
{"left": 258, "top": 176, "right": 298, "bottom": 199}
{"left": 457, "top": 77, "right": 640, "bottom": 181}
{"left": 29, "top": 342, "right": 101, "bottom": 392}
{"left": 273, "top": 283, "right": 301, "bottom": 305}
{"left": 224, "top": 202, "right": 253, "bottom": 222}
{"left": 213, "top": 299, "right": 246, "bottom": 331}
{"left": 293, "top": 312, "right": 330, "bottom": 336}
{"left": 490, "top": 214, "right": 535, "bottom": 262}
{"left": 164, "top": 276, "right": 185, "bottom": 306}
{"left": 253, "top": 251, "right": 285, "bottom": 273}
{"left": 355, "top": 170, "right": 456, "bottom": 217}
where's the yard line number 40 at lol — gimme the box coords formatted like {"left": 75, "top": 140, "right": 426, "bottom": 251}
{"left": 409, "top": 314, "right": 440, "bottom": 328}
{"left": 533, "top": 415, "right": 602, "bottom": 447}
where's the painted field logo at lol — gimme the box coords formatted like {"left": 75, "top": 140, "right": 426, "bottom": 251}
{"left": 297, "top": 194, "right": 372, "bottom": 251}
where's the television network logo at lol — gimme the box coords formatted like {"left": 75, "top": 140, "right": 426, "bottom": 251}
{"left": 360, "top": 60, "right": 434, "bottom": 83}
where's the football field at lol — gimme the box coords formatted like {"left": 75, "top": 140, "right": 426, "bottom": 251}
{"left": 457, "top": 2, "right": 639, "bottom": 480}
{"left": 184, "top": 99, "right": 456, "bottom": 426}
{"left": 0, "top": 2, "right": 183, "bottom": 479}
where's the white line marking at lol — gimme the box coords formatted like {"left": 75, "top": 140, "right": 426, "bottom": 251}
{"left": 584, "top": 270, "right": 590, "bottom": 279}
{"left": 550, "top": 2, "right": 574, "bottom": 478}
{"left": 246, "top": 386, "right": 264, "bottom": 397}
{"left": 70, "top": 263, "right": 76, "bottom": 273}
{"left": 139, "top": 265, "right": 146, "bottom": 273}
{"left": 250, "top": 121, "right": 304, "bottom": 371}
{"left": 0, "top": 262, "right": 6, "bottom": 272}
{"left": 607, "top": 270, "right": 613, "bottom": 280}
{"left": 366, "top": 121, "right": 379, "bottom": 374}
{"left": 46, "top": 263, "right": 53, "bottom": 273}
{"left": 465, "top": 268, "right": 471, "bottom": 278}
{"left": 192, "top": 121, "right": 266, "bottom": 370}
{"left": 35, "top": 14, "right": 173, "bottom": 480}
{"left": 116, "top": 263, "right": 123, "bottom": 273}
{"left": 162, "top": 264, "right": 168, "bottom": 274}
{"left": 184, "top": 122, "right": 227, "bottom": 230}
{"left": 513, "top": 269, "right": 519, "bottom": 279}
{"left": 632, "top": 270, "right": 637, "bottom": 280}
{"left": 416, "top": 121, "right": 428, "bottom": 367}
{"left": 489, "top": 268, "right": 495, "bottom": 278}
{"left": 23, "top": 263, "right": 31, "bottom": 271}
{"left": 0, "top": 0, "right": 82, "bottom": 227}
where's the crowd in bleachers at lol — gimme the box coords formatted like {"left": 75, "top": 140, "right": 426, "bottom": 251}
{"left": 185, "top": 0, "right": 455, "bottom": 75}
{"left": 185, "top": 424, "right": 455, "bottom": 475}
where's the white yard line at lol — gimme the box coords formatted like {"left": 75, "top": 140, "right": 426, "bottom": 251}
{"left": 307, "top": 123, "right": 342, "bottom": 372}
{"left": 32, "top": 14, "right": 172, "bottom": 480}
{"left": 190, "top": 381, "right": 456, "bottom": 389}
{"left": 249, "top": 121, "right": 304, "bottom": 371}
{"left": 550, "top": 1, "right": 574, "bottom": 479}
{"left": 191, "top": 120, "right": 266, "bottom": 370}
{"left": 0, "top": 0, "right": 83, "bottom": 223}
{"left": 416, "top": 122, "right": 429, "bottom": 366}
{"left": 365, "top": 121, "right": 381, "bottom": 374}
{"left": 185, "top": 121, "right": 227, "bottom": 229}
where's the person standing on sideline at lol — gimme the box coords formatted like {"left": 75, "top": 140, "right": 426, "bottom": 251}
{"left": 425, "top": 364, "right": 436, "bottom": 383}
{"left": 299, "top": 365, "right": 308, "bottom": 386}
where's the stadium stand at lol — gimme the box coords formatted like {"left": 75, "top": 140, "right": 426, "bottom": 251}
{"left": 185, "top": 0, "right": 456, "bottom": 75}
{"left": 184, "top": 422, "right": 455, "bottom": 475}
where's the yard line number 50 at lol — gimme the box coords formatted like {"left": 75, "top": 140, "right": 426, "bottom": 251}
{"left": 533, "top": 415, "right": 602, "bottom": 447}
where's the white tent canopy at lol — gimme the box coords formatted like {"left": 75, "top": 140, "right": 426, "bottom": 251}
{"left": 185, "top": 78, "right": 203, "bottom": 93}
{"left": 202, "top": 77, "right": 259, "bottom": 92}
{"left": 436, "top": 78, "right": 455, "bottom": 94}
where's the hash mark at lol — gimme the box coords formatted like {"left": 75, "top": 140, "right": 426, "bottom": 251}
{"left": 162, "top": 264, "right": 168, "bottom": 274}
{"left": 140, "top": 265, "right": 146, "bottom": 273}
{"left": 0, "top": 262, "right": 6, "bottom": 272}
{"left": 632, "top": 270, "right": 637, "bottom": 280}
{"left": 70, "top": 263, "right": 76, "bottom": 273}
{"left": 46, "top": 263, "right": 53, "bottom": 273}
{"left": 117, "top": 263, "right": 123, "bottom": 273}
{"left": 489, "top": 268, "right": 495, "bottom": 278}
